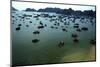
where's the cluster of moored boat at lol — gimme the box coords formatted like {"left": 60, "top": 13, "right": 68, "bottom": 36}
{"left": 12, "top": 11, "right": 96, "bottom": 48}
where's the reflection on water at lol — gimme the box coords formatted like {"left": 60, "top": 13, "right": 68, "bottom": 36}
{"left": 12, "top": 11, "right": 96, "bottom": 65}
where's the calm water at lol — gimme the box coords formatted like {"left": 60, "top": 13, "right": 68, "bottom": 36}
{"left": 12, "top": 11, "right": 96, "bottom": 65}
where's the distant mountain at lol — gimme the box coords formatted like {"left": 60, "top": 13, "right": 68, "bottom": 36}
{"left": 12, "top": 7, "right": 17, "bottom": 11}
{"left": 25, "top": 8, "right": 36, "bottom": 12}
{"left": 38, "top": 7, "right": 95, "bottom": 17}
{"left": 37, "top": 7, "right": 63, "bottom": 13}
{"left": 12, "top": 7, "right": 96, "bottom": 17}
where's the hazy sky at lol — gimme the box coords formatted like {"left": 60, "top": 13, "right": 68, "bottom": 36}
{"left": 12, "top": 1, "right": 95, "bottom": 11}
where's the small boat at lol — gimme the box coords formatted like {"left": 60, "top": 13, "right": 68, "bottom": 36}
{"left": 33, "top": 31, "right": 40, "bottom": 34}
{"left": 81, "top": 27, "right": 88, "bottom": 31}
{"left": 72, "top": 33, "right": 78, "bottom": 38}
{"left": 73, "top": 38, "right": 79, "bottom": 43}
{"left": 18, "top": 24, "right": 22, "bottom": 26}
{"left": 16, "top": 27, "right": 20, "bottom": 31}
{"left": 58, "top": 41, "right": 65, "bottom": 48}
{"left": 90, "top": 39, "right": 96, "bottom": 45}
{"left": 32, "top": 39, "right": 40, "bottom": 43}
